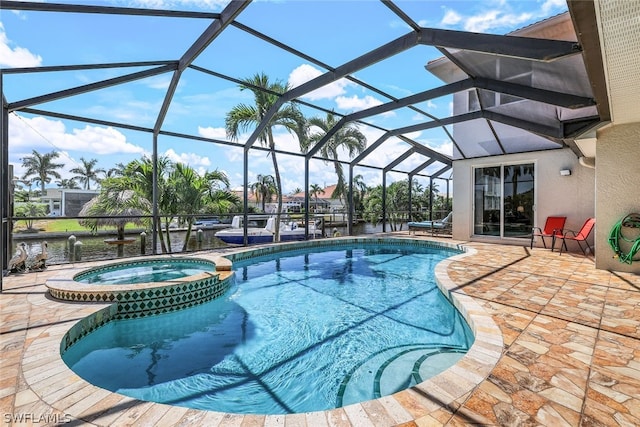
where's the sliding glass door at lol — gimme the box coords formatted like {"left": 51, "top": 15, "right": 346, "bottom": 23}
{"left": 474, "top": 163, "right": 535, "bottom": 238}
{"left": 474, "top": 167, "right": 501, "bottom": 236}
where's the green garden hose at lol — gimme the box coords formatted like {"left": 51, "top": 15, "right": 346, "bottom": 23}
{"left": 608, "top": 213, "right": 640, "bottom": 264}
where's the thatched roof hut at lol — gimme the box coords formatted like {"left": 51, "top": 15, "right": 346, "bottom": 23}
{"left": 79, "top": 189, "right": 150, "bottom": 240}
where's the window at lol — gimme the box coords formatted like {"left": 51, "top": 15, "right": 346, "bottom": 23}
{"left": 467, "top": 59, "right": 533, "bottom": 110}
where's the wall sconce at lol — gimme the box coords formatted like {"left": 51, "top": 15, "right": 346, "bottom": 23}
{"left": 560, "top": 169, "right": 571, "bottom": 176}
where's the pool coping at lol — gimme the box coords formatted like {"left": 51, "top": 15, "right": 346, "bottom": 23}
{"left": 22, "top": 236, "right": 503, "bottom": 426}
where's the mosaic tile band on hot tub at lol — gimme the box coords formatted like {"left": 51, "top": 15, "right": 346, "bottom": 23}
{"left": 47, "top": 257, "right": 233, "bottom": 316}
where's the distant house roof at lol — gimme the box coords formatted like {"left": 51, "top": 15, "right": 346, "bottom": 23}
{"left": 231, "top": 188, "right": 260, "bottom": 203}
{"left": 290, "top": 184, "right": 338, "bottom": 200}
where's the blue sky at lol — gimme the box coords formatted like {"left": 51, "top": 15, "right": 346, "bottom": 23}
{"left": 1, "top": 0, "right": 567, "bottom": 194}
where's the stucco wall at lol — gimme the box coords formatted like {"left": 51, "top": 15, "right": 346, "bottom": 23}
{"left": 452, "top": 148, "right": 595, "bottom": 248}
{"left": 595, "top": 123, "right": 640, "bottom": 273}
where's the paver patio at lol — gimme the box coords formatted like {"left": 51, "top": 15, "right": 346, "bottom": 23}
{"left": 1, "top": 235, "right": 638, "bottom": 426}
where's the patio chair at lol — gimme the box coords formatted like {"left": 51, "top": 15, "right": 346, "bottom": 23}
{"left": 408, "top": 212, "right": 452, "bottom": 236}
{"left": 556, "top": 218, "right": 596, "bottom": 255}
{"left": 431, "top": 212, "right": 453, "bottom": 236}
{"left": 530, "top": 216, "right": 566, "bottom": 250}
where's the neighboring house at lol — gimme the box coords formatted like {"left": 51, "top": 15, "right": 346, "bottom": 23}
{"left": 426, "top": 9, "right": 640, "bottom": 273}
{"left": 230, "top": 185, "right": 343, "bottom": 214}
{"left": 231, "top": 187, "right": 261, "bottom": 212}
{"left": 287, "top": 184, "right": 345, "bottom": 213}
{"left": 39, "top": 189, "right": 100, "bottom": 217}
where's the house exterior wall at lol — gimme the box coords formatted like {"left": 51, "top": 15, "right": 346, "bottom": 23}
{"left": 40, "top": 189, "right": 99, "bottom": 216}
{"left": 62, "top": 191, "right": 99, "bottom": 217}
{"left": 452, "top": 148, "right": 595, "bottom": 247}
{"left": 595, "top": 123, "right": 640, "bottom": 273}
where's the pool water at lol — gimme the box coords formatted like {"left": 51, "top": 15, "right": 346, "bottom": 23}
{"left": 74, "top": 259, "right": 214, "bottom": 284}
{"left": 63, "top": 244, "right": 474, "bottom": 414}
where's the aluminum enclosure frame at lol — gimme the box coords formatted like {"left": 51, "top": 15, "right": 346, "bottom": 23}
{"left": 1, "top": 0, "right": 607, "bottom": 281}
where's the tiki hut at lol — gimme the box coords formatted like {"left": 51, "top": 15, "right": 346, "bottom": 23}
{"left": 78, "top": 189, "right": 150, "bottom": 244}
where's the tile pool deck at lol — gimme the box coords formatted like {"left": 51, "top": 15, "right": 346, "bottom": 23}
{"left": 1, "top": 235, "right": 639, "bottom": 426}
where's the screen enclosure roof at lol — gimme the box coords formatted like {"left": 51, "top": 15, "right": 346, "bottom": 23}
{"left": 1, "top": 1, "right": 607, "bottom": 182}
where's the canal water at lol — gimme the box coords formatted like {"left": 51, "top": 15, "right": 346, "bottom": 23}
{"left": 12, "top": 223, "right": 387, "bottom": 266}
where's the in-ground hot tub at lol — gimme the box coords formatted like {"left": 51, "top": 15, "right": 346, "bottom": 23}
{"left": 73, "top": 258, "right": 216, "bottom": 285}
{"left": 46, "top": 256, "right": 233, "bottom": 320}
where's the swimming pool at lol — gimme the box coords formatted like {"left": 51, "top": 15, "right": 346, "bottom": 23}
{"left": 62, "top": 241, "right": 474, "bottom": 415}
{"left": 73, "top": 258, "right": 215, "bottom": 285}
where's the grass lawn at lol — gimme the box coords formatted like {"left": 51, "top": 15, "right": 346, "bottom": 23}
{"left": 13, "top": 218, "right": 143, "bottom": 234}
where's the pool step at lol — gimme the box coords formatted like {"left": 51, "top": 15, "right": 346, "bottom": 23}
{"left": 337, "top": 344, "right": 467, "bottom": 407}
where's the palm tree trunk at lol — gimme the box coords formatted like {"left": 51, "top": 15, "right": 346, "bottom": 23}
{"left": 116, "top": 225, "right": 125, "bottom": 257}
{"left": 164, "top": 226, "right": 172, "bottom": 253}
{"left": 182, "top": 220, "right": 194, "bottom": 252}
{"left": 270, "top": 139, "right": 281, "bottom": 242}
{"left": 334, "top": 162, "right": 351, "bottom": 219}
{"left": 157, "top": 227, "right": 168, "bottom": 253}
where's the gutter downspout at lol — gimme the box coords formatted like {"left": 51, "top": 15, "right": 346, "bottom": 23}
{"left": 579, "top": 156, "right": 596, "bottom": 169}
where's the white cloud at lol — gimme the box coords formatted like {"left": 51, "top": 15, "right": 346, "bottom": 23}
{"left": 439, "top": 0, "right": 566, "bottom": 34}
{"left": 441, "top": 9, "right": 462, "bottom": 26}
{"left": 9, "top": 114, "right": 145, "bottom": 157}
{"left": 0, "top": 23, "right": 42, "bottom": 68}
{"left": 144, "top": 74, "right": 175, "bottom": 90}
{"left": 464, "top": 10, "right": 533, "bottom": 33}
{"left": 403, "top": 131, "right": 423, "bottom": 141}
{"left": 163, "top": 148, "right": 211, "bottom": 168}
{"left": 541, "top": 0, "right": 567, "bottom": 15}
{"left": 70, "top": 126, "right": 146, "bottom": 155}
{"left": 123, "top": 0, "right": 229, "bottom": 10}
{"left": 335, "top": 95, "right": 383, "bottom": 112}
{"left": 288, "top": 64, "right": 351, "bottom": 101}
{"left": 198, "top": 126, "right": 227, "bottom": 140}
{"left": 363, "top": 137, "right": 413, "bottom": 170}
{"left": 424, "top": 139, "right": 454, "bottom": 157}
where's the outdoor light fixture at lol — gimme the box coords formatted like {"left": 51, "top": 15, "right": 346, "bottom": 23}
{"left": 560, "top": 169, "right": 572, "bottom": 176}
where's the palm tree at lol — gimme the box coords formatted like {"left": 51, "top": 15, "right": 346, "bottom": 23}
{"left": 225, "top": 72, "right": 307, "bottom": 240}
{"left": 20, "top": 150, "right": 64, "bottom": 194}
{"left": 250, "top": 174, "right": 277, "bottom": 212}
{"left": 201, "top": 169, "right": 239, "bottom": 214}
{"left": 78, "top": 177, "right": 151, "bottom": 256}
{"left": 170, "top": 163, "right": 212, "bottom": 251}
{"left": 106, "top": 162, "right": 126, "bottom": 178}
{"left": 363, "top": 180, "right": 413, "bottom": 231}
{"left": 203, "top": 189, "right": 241, "bottom": 215}
{"left": 164, "top": 164, "right": 235, "bottom": 251}
{"left": 14, "top": 202, "right": 47, "bottom": 231}
{"left": 309, "top": 183, "right": 323, "bottom": 211}
{"left": 125, "top": 156, "right": 175, "bottom": 253}
{"left": 70, "top": 157, "right": 106, "bottom": 190}
{"left": 302, "top": 112, "right": 367, "bottom": 203}
{"left": 352, "top": 174, "right": 368, "bottom": 218}
{"left": 56, "top": 178, "right": 80, "bottom": 189}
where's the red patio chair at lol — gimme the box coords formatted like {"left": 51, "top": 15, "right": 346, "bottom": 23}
{"left": 556, "top": 218, "right": 596, "bottom": 255}
{"left": 530, "top": 216, "right": 566, "bottom": 250}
